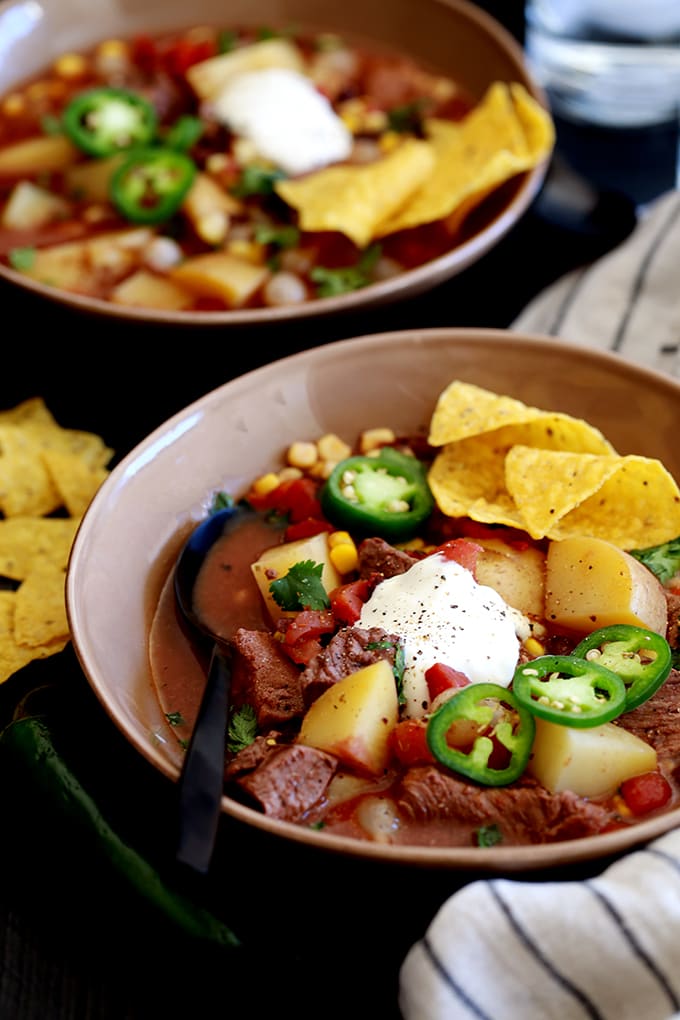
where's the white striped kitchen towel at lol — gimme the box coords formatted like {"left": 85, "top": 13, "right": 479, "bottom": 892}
{"left": 512, "top": 188, "right": 680, "bottom": 378}
{"left": 400, "top": 190, "right": 680, "bottom": 1020}
{"left": 400, "top": 828, "right": 680, "bottom": 1020}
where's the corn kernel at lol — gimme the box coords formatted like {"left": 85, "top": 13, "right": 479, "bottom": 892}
{"left": 378, "top": 131, "right": 401, "bottom": 153}
{"left": 317, "top": 433, "right": 352, "bottom": 462}
{"left": 328, "top": 531, "right": 352, "bottom": 548}
{"left": 53, "top": 53, "right": 89, "bottom": 80}
{"left": 96, "top": 39, "right": 130, "bottom": 61}
{"left": 286, "top": 441, "right": 318, "bottom": 470}
{"left": 524, "top": 636, "right": 545, "bottom": 657}
{"left": 226, "top": 238, "right": 266, "bottom": 265}
{"left": 252, "top": 472, "right": 280, "bottom": 496}
{"left": 277, "top": 466, "right": 303, "bottom": 482}
{"left": 330, "top": 539, "right": 359, "bottom": 575}
{"left": 1, "top": 93, "right": 26, "bottom": 117}
{"left": 206, "top": 153, "right": 229, "bottom": 175}
{"left": 197, "top": 210, "right": 229, "bottom": 245}
{"left": 359, "top": 427, "right": 395, "bottom": 454}
{"left": 364, "top": 109, "right": 388, "bottom": 133}
{"left": 309, "top": 459, "right": 336, "bottom": 480}
{"left": 610, "top": 794, "right": 632, "bottom": 817}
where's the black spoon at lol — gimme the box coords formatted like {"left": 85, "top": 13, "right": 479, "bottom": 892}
{"left": 173, "top": 502, "right": 252, "bottom": 875}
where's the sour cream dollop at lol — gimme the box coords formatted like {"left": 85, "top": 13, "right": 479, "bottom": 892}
{"left": 358, "top": 553, "right": 520, "bottom": 719}
{"left": 212, "top": 67, "right": 353, "bottom": 176}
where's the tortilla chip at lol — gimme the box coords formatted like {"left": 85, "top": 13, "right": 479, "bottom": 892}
{"left": 505, "top": 447, "right": 623, "bottom": 539}
{"left": 376, "top": 82, "right": 554, "bottom": 236}
{"left": 0, "top": 590, "right": 68, "bottom": 684}
{"left": 0, "top": 516, "right": 81, "bottom": 580}
{"left": 0, "top": 396, "right": 57, "bottom": 428}
{"left": 546, "top": 455, "right": 680, "bottom": 549}
{"left": 14, "top": 559, "right": 69, "bottom": 647}
{"left": 42, "top": 448, "right": 109, "bottom": 516}
{"left": 0, "top": 424, "right": 62, "bottom": 517}
{"left": 274, "top": 137, "right": 435, "bottom": 248}
{"left": 428, "top": 380, "right": 614, "bottom": 452}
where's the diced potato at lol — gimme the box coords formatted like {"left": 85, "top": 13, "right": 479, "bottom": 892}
{"left": 251, "top": 531, "right": 341, "bottom": 622}
{"left": 64, "top": 154, "right": 126, "bottom": 202}
{"left": 528, "top": 716, "right": 657, "bottom": 797}
{"left": 475, "top": 540, "right": 545, "bottom": 617}
{"left": 182, "top": 172, "right": 243, "bottom": 244}
{"left": 170, "top": 251, "right": 270, "bottom": 307}
{"left": 545, "top": 536, "right": 668, "bottom": 636}
{"left": 298, "top": 659, "right": 399, "bottom": 775}
{"left": 0, "top": 135, "right": 79, "bottom": 178}
{"left": 20, "top": 228, "right": 152, "bottom": 291}
{"left": 110, "top": 270, "right": 194, "bottom": 310}
{"left": 186, "top": 38, "right": 304, "bottom": 100}
{"left": 1, "top": 181, "right": 70, "bottom": 230}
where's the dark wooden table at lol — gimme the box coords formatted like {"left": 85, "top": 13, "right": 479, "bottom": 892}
{"left": 1, "top": 4, "right": 675, "bottom": 1016}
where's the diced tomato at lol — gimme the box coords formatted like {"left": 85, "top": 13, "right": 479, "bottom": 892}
{"left": 620, "top": 772, "right": 672, "bottom": 816}
{"left": 164, "top": 36, "right": 218, "bottom": 76}
{"left": 388, "top": 719, "right": 435, "bottom": 767}
{"left": 282, "top": 609, "right": 336, "bottom": 647}
{"left": 425, "top": 662, "right": 470, "bottom": 701}
{"left": 284, "top": 518, "right": 334, "bottom": 542}
{"left": 283, "top": 637, "right": 323, "bottom": 666}
{"left": 329, "top": 579, "right": 372, "bottom": 625}
{"left": 435, "top": 538, "right": 483, "bottom": 574}
{"left": 130, "top": 34, "right": 159, "bottom": 73}
{"left": 455, "top": 519, "right": 532, "bottom": 551}
{"left": 248, "top": 477, "right": 324, "bottom": 523}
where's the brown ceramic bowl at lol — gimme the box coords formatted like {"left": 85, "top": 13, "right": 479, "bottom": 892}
{"left": 66, "top": 327, "right": 680, "bottom": 872}
{"left": 0, "top": 0, "right": 549, "bottom": 325}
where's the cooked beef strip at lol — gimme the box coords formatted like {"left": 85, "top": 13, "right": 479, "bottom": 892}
{"left": 231, "top": 628, "right": 305, "bottom": 728}
{"left": 665, "top": 591, "right": 680, "bottom": 648}
{"left": 224, "top": 731, "right": 282, "bottom": 779}
{"left": 398, "top": 767, "right": 614, "bottom": 843}
{"left": 357, "top": 536, "right": 418, "bottom": 580}
{"left": 617, "top": 667, "right": 680, "bottom": 762}
{"left": 300, "top": 625, "right": 400, "bottom": 705}
{"left": 233, "top": 743, "right": 338, "bottom": 821}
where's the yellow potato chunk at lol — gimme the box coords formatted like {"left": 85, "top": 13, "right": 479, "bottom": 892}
{"left": 110, "top": 270, "right": 194, "bottom": 310}
{"left": 251, "top": 531, "right": 341, "bottom": 623}
{"left": 528, "top": 717, "right": 657, "bottom": 797}
{"left": 0, "top": 135, "right": 79, "bottom": 178}
{"left": 544, "top": 536, "right": 668, "bottom": 636}
{"left": 170, "top": 251, "right": 270, "bottom": 307}
{"left": 1, "top": 181, "right": 70, "bottom": 230}
{"left": 298, "top": 659, "right": 399, "bottom": 775}
{"left": 475, "top": 539, "right": 545, "bottom": 617}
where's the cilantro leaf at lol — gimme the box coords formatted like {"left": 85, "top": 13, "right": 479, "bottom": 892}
{"left": 210, "top": 491, "right": 234, "bottom": 514}
{"left": 270, "top": 559, "right": 330, "bottom": 611}
{"left": 629, "top": 536, "right": 680, "bottom": 584}
{"left": 165, "top": 710, "right": 186, "bottom": 727}
{"left": 476, "top": 824, "right": 503, "bottom": 848}
{"left": 387, "top": 99, "right": 428, "bottom": 135}
{"left": 310, "top": 244, "right": 382, "bottom": 297}
{"left": 8, "top": 247, "right": 36, "bottom": 271}
{"left": 366, "top": 639, "right": 406, "bottom": 704}
{"left": 227, "top": 704, "right": 258, "bottom": 753}
{"left": 231, "top": 165, "right": 286, "bottom": 197}
{"left": 254, "top": 224, "right": 300, "bottom": 250}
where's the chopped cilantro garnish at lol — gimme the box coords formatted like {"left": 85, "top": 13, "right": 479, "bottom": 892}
{"left": 366, "top": 640, "right": 406, "bottom": 704}
{"left": 270, "top": 560, "right": 330, "bottom": 611}
{"left": 164, "top": 115, "right": 205, "bottom": 152}
{"left": 387, "top": 99, "right": 428, "bottom": 135}
{"left": 165, "top": 711, "right": 186, "bottom": 727}
{"left": 8, "top": 247, "right": 36, "bottom": 272}
{"left": 231, "top": 165, "right": 286, "bottom": 197}
{"left": 254, "top": 224, "right": 300, "bottom": 249}
{"left": 218, "top": 29, "right": 238, "bottom": 53}
{"left": 310, "top": 244, "right": 381, "bottom": 297}
{"left": 41, "top": 114, "right": 63, "bottom": 136}
{"left": 210, "top": 491, "right": 235, "bottom": 514}
{"left": 476, "top": 824, "right": 503, "bottom": 848}
{"left": 227, "top": 704, "right": 258, "bottom": 753}
{"left": 629, "top": 536, "right": 680, "bottom": 584}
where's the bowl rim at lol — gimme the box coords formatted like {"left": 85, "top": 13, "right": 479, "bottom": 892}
{"left": 0, "top": 0, "right": 550, "bottom": 326}
{"left": 67, "top": 326, "right": 680, "bottom": 871}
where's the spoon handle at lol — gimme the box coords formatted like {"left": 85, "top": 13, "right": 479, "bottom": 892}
{"left": 176, "top": 643, "right": 231, "bottom": 874}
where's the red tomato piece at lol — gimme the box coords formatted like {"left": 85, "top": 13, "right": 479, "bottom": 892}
{"left": 329, "top": 579, "right": 372, "bottom": 625}
{"left": 250, "top": 478, "right": 324, "bottom": 523}
{"left": 435, "top": 538, "right": 483, "bottom": 574}
{"left": 284, "top": 518, "right": 334, "bottom": 542}
{"left": 283, "top": 637, "right": 323, "bottom": 666}
{"left": 388, "top": 719, "right": 435, "bottom": 767}
{"left": 425, "top": 662, "right": 471, "bottom": 701}
{"left": 620, "top": 772, "right": 672, "bottom": 816}
{"left": 283, "top": 609, "right": 335, "bottom": 647}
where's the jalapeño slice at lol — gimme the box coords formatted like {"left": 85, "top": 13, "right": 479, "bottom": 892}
{"left": 572, "top": 624, "right": 672, "bottom": 712}
{"left": 512, "top": 654, "right": 626, "bottom": 728}
{"left": 63, "top": 87, "right": 157, "bottom": 157}
{"left": 110, "top": 147, "right": 196, "bottom": 225}
{"left": 426, "top": 682, "right": 535, "bottom": 787}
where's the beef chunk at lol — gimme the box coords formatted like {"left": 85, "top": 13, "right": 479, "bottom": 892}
{"left": 301, "top": 625, "right": 400, "bottom": 705}
{"left": 357, "top": 536, "right": 418, "bottom": 580}
{"left": 231, "top": 629, "right": 304, "bottom": 728}
{"left": 233, "top": 743, "right": 338, "bottom": 821}
{"left": 665, "top": 591, "right": 680, "bottom": 648}
{"left": 224, "top": 732, "right": 281, "bottom": 779}
{"left": 398, "top": 767, "right": 614, "bottom": 843}
{"left": 617, "top": 667, "right": 680, "bottom": 763}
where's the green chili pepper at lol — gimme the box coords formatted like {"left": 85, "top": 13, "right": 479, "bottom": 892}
{"left": 426, "top": 682, "right": 535, "bottom": 787}
{"left": 320, "top": 446, "right": 434, "bottom": 542}
{"left": 512, "top": 654, "right": 626, "bottom": 727}
{"left": 110, "top": 146, "right": 196, "bottom": 224}
{"left": 572, "top": 624, "right": 672, "bottom": 712}
{"left": 62, "top": 87, "right": 157, "bottom": 157}
{"left": 0, "top": 714, "right": 239, "bottom": 949}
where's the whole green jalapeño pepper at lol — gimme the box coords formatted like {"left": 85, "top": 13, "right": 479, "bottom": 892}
{"left": 572, "top": 624, "right": 672, "bottom": 712}
{"left": 426, "top": 682, "right": 535, "bottom": 787}
{"left": 110, "top": 147, "right": 196, "bottom": 224}
{"left": 63, "top": 87, "right": 158, "bottom": 157}
{"left": 320, "top": 447, "right": 434, "bottom": 543}
{"left": 512, "top": 654, "right": 626, "bottom": 727}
